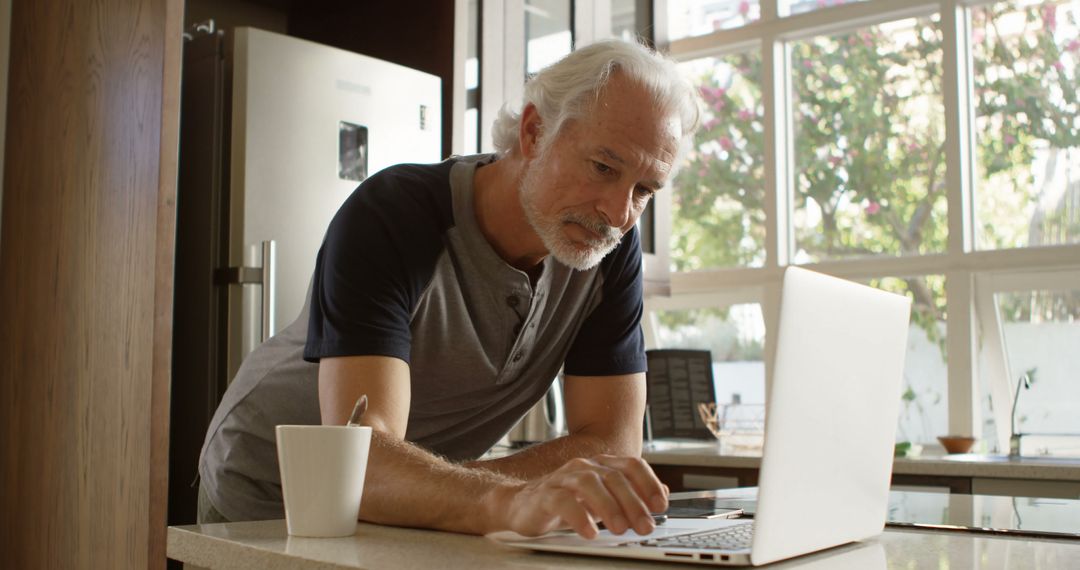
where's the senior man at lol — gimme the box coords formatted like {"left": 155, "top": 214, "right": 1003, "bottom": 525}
{"left": 198, "top": 38, "right": 700, "bottom": 539}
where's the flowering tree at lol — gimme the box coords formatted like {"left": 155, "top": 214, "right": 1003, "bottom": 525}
{"left": 670, "top": 1, "right": 1080, "bottom": 345}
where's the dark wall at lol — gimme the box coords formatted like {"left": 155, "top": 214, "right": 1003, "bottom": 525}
{"left": 288, "top": 0, "right": 457, "bottom": 158}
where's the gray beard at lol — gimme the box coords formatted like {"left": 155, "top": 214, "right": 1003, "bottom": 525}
{"left": 518, "top": 161, "right": 622, "bottom": 271}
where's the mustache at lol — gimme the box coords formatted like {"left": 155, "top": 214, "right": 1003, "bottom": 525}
{"left": 562, "top": 212, "right": 621, "bottom": 244}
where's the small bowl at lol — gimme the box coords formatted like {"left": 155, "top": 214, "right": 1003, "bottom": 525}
{"left": 937, "top": 435, "right": 976, "bottom": 454}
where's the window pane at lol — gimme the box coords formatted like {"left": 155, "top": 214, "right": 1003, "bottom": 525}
{"left": 782, "top": 0, "right": 868, "bottom": 17}
{"left": 465, "top": 0, "right": 480, "bottom": 155}
{"left": 526, "top": 0, "right": 573, "bottom": 76}
{"left": 993, "top": 288, "right": 1080, "bottom": 457}
{"left": 671, "top": 51, "right": 766, "bottom": 271}
{"left": 611, "top": 0, "right": 639, "bottom": 41}
{"left": 868, "top": 276, "right": 949, "bottom": 447}
{"left": 973, "top": 1, "right": 1080, "bottom": 250}
{"left": 667, "top": 0, "right": 761, "bottom": 42}
{"left": 653, "top": 305, "right": 766, "bottom": 405}
{"left": 653, "top": 303, "right": 766, "bottom": 451}
{"left": 791, "top": 16, "right": 947, "bottom": 263}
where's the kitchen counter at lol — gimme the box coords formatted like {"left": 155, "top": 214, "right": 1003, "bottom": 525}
{"left": 168, "top": 516, "right": 1080, "bottom": 569}
{"left": 643, "top": 441, "right": 1080, "bottom": 482}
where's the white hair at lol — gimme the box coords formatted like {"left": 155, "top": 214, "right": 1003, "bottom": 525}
{"left": 491, "top": 39, "right": 701, "bottom": 163}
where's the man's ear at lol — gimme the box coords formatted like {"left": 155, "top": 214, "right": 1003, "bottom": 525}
{"left": 518, "top": 103, "right": 543, "bottom": 160}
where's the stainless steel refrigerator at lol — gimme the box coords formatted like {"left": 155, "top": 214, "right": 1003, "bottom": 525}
{"left": 169, "top": 26, "right": 441, "bottom": 525}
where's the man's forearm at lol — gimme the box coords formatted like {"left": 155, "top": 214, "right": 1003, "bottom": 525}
{"left": 360, "top": 430, "right": 521, "bottom": 533}
{"left": 465, "top": 431, "right": 642, "bottom": 480}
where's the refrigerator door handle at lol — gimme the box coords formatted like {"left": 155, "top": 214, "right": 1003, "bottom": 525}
{"left": 260, "top": 240, "right": 276, "bottom": 342}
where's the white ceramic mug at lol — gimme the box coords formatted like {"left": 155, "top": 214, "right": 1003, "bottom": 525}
{"left": 276, "top": 425, "right": 373, "bottom": 537}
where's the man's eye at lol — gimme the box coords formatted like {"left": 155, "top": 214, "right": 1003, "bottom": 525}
{"left": 634, "top": 186, "right": 656, "bottom": 200}
{"left": 592, "top": 161, "right": 613, "bottom": 175}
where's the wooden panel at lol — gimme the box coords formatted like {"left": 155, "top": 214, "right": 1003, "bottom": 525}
{"left": 0, "top": 0, "right": 180, "bottom": 568}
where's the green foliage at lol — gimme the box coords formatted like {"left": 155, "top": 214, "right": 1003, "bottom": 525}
{"left": 665, "top": 1, "right": 1080, "bottom": 356}
{"left": 670, "top": 52, "right": 767, "bottom": 271}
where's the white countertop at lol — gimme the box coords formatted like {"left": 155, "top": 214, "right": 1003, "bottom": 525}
{"left": 168, "top": 518, "right": 1080, "bottom": 569}
{"left": 643, "top": 441, "right": 1080, "bottom": 481}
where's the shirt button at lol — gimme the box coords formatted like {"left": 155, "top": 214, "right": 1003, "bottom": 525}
{"left": 513, "top": 352, "right": 523, "bottom": 362}
{"left": 506, "top": 296, "right": 519, "bottom": 308}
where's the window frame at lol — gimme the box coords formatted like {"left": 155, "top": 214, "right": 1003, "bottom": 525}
{"left": 655, "top": 0, "right": 1080, "bottom": 445}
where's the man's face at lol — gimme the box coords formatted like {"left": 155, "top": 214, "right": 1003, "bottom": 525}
{"left": 519, "top": 76, "right": 681, "bottom": 270}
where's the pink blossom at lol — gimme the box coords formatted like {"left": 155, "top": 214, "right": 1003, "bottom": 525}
{"left": 738, "top": 0, "right": 750, "bottom": 16}
{"left": 802, "top": 59, "right": 813, "bottom": 69}
{"left": 1004, "top": 134, "right": 1017, "bottom": 145}
{"left": 828, "top": 156, "right": 843, "bottom": 167}
{"left": 698, "top": 85, "right": 727, "bottom": 102}
{"left": 738, "top": 108, "right": 753, "bottom": 121}
{"left": 1042, "top": 5, "right": 1058, "bottom": 32}
{"left": 703, "top": 118, "right": 721, "bottom": 130}
{"left": 907, "top": 141, "right": 919, "bottom": 152}
{"left": 865, "top": 201, "right": 881, "bottom": 215}
{"left": 1068, "top": 39, "right": 1080, "bottom": 52}
{"left": 1053, "top": 60, "right": 1065, "bottom": 72}
{"left": 817, "top": 0, "right": 827, "bottom": 7}
{"left": 719, "top": 136, "right": 735, "bottom": 151}
{"left": 712, "top": 100, "right": 727, "bottom": 113}
{"left": 698, "top": 167, "right": 708, "bottom": 177}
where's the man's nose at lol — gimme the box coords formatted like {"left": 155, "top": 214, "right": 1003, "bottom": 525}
{"left": 595, "top": 186, "right": 634, "bottom": 229}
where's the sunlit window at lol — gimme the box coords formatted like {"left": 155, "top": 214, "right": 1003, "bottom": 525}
{"left": 869, "top": 276, "right": 949, "bottom": 446}
{"left": 790, "top": 16, "right": 947, "bottom": 262}
{"left": 782, "top": 0, "right": 868, "bottom": 17}
{"left": 525, "top": 0, "right": 573, "bottom": 76}
{"left": 672, "top": 50, "right": 766, "bottom": 271}
{"left": 992, "top": 288, "right": 1080, "bottom": 456}
{"left": 667, "top": 0, "right": 762, "bottom": 42}
{"left": 973, "top": 0, "right": 1080, "bottom": 250}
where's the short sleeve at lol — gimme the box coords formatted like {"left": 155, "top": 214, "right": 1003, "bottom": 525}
{"left": 303, "top": 162, "right": 454, "bottom": 363}
{"left": 562, "top": 226, "right": 647, "bottom": 376}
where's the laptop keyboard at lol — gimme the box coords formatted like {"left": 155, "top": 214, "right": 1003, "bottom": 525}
{"left": 642, "top": 522, "right": 754, "bottom": 551}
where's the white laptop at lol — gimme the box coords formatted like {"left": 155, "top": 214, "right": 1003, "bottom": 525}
{"left": 498, "top": 266, "right": 911, "bottom": 566}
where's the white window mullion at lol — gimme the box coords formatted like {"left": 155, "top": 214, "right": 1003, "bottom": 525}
{"left": 479, "top": 0, "right": 525, "bottom": 154}
{"left": 574, "top": 0, "right": 616, "bottom": 47}
{"left": 946, "top": 271, "right": 979, "bottom": 437}
{"left": 760, "top": 0, "right": 779, "bottom": 22}
{"left": 760, "top": 28, "right": 789, "bottom": 403}
{"left": 762, "top": 37, "right": 790, "bottom": 272}
{"left": 941, "top": 0, "right": 978, "bottom": 438}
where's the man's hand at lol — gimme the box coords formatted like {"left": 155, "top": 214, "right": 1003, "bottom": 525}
{"left": 487, "top": 455, "right": 669, "bottom": 538}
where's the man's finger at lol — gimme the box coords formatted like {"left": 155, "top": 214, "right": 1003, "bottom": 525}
{"left": 596, "top": 467, "right": 655, "bottom": 535}
{"left": 594, "top": 455, "right": 668, "bottom": 513}
{"left": 563, "top": 469, "right": 634, "bottom": 535}
{"left": 541, "top": 487, "right": 598, "bottom": 539}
